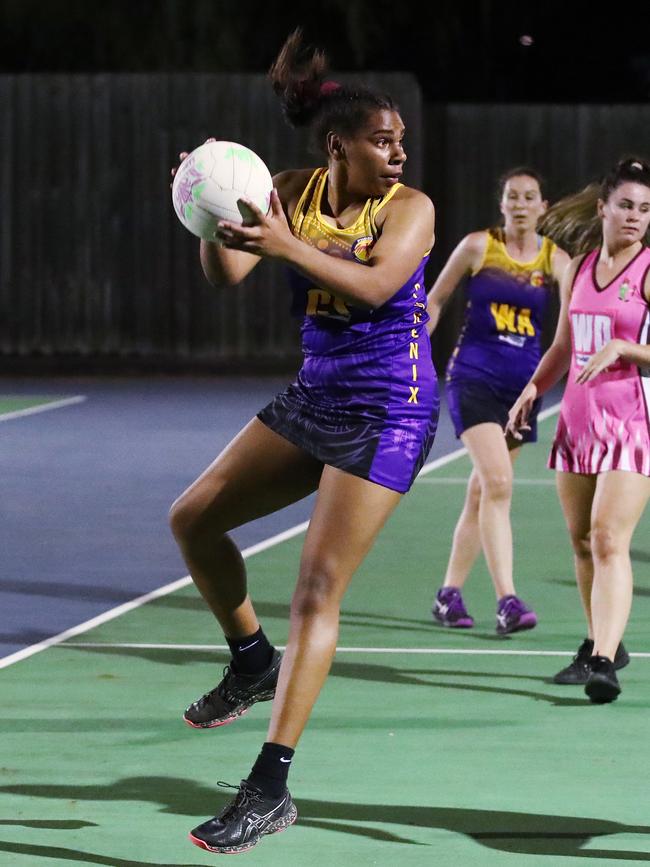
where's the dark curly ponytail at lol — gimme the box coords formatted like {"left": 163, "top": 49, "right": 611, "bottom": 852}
{"left": 269, "top": 28, "right": 398, "bottom": 154}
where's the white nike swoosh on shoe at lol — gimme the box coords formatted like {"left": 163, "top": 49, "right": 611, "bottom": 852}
{"left": 279, "top": 757, "right": 292, "bottom": 763}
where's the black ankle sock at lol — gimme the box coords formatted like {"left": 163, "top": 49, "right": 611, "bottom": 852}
{"left": 247, "top": 742, "right": 295, "bottom": 798}
{"left": 226, "top": 627, "right": 273, "bottom": 675}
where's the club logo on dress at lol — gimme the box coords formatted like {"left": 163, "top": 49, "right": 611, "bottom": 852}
{"left": 618, "top": 280, "right": 635, "bottom": 301}
{"left": 530, "top": 270, "right": 545, "bottom": 288}
{"left": 352, "top": 236, "right": 374, "bottom": 262}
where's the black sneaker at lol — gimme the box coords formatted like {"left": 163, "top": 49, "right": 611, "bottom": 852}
{"left": 184, "top": 649, "right": 282, "bottom": 729}
{"left": 585, "top": 655, "right": 621, "bottom": 704}
{"left": 189, "top": 780, "right": 297, "bottom": 854}
{"left": 553, "top": 639, "right": 630, "bottom": 685}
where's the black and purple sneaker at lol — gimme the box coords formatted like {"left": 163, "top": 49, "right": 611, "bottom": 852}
{"left": 432, "top": 587, "right": 474, "bottom": 628}
{"left": 496, "top": 595, "right": 537, "bottom": 635}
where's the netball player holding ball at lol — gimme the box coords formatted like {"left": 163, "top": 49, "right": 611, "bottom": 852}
{"left": 170, "top": 30, "right": 438, "bottom": 853}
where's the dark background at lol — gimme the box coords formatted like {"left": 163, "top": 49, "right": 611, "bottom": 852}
{"left": 2, "top": 1, "right": 649, "bottom": 372}
{"left": 3, "top": 0, "right": 650, "bottom": 103}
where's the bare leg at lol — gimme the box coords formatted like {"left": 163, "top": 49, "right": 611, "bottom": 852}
{"left": 443, "top": 444, "right": 521, "bottom": 591}
{"left": 590, "top": 470, "right": 650, "bottom": 660}
{"left": 458, "top": 423, "right": 518, "bottom": 599}
{"left": 555, "top": 471, "right": 597, "bottom": 638}
{"left": 169, "top": 418, "right": 323, "bottom": 638}
{"left": 267, "top": 466, "right": 402, "bottom": 748}
{"left": 442, "top": 469, "right": 482, "bottom": 588}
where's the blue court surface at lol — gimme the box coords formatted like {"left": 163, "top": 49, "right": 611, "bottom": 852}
{"left": 0, "top": 376, "right": 463, "bottom": 662}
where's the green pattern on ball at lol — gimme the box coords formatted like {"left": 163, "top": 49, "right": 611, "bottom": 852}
{"left": 224, "top": 145, "right": 256, "bottom": 166}
{"left": 191, "top": 182, "right": 206, "bottom": 202}
{"left": 184, "top": 203, "right": 193, "bottom": 220}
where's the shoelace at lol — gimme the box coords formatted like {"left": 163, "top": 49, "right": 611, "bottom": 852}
{"left": 196, "top": 666, "right": 238, "bottom": 707}
{"left": 217, "top": 665, "right": 256, "bottom": 703}
{"left": 216, "top": 781, "right": 261, "bottom": 821}
{"left": 572, "top": 642, "right": 593, "bottom": 665}
{"left": 500, "top": 598, "right": 525, "bottom": 618}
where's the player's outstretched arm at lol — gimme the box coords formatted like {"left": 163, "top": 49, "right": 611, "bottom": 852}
{"left": 198, "top": 167, "right": 313, "bottom": 288}
{"left": 218, "top": 186, "right": 435, "bottom": 308}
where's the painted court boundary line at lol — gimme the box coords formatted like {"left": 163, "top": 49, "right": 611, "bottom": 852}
{"left": 417, "top": 477, "right": 556, "bottom": 486}
{"left": 59, "top": 642, "right": 650, "bottom": 659}
{"left": 0, "top": 402, "right": 560, "bottom": 671}
{"left": 0, "top": 395, "right": 86, "bottom": 421}
{"left": 0, "top": 528, "right": 307, "bottom": 671}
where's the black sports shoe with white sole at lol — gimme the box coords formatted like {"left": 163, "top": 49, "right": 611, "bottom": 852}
{"left": 184, "top": 649, "right": 282, "bottom": 729}
{"left": 189, "top": 780, "right": 297, "bottom": 854}
{"left": 585, "top": 655, "right": 621, "bottom": 704}
{"left": 553, "top": 639, "right": 630, "bottom": 685}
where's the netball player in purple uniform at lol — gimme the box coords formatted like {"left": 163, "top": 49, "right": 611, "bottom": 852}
{"left": 169, "top": 30, "right": 437, "bottom": 854}
{"left": 427, "top": 170, "right": 569, "bottom": 633}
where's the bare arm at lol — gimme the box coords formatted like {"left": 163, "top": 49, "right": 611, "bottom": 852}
{"left": 201, "top": 168, "right": 320, "bottom": 288}
{"left": 199, "top": 241, "right": 261, "bottom": 288}
{"left": 576, "top": 338, "right": 650, "bottom": 383}
{"left": 551, "top": 246, "right": 572, "bottom": 286}
{"left": 505, "top": 256, "right": 579, "bottom": 438}
{"left": 218, "top": 186, "right": 436, "bottom": 308}
{"left": 529, "top": 256, "right": 578, "bottom": 393}
{"left": 426, "top": 232, "right": 487, "bottom": 334}
{"left": 170, "top": 143, "right": 261, "bottom": 288}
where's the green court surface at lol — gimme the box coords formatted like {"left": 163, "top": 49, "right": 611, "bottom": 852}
{"left": 3, "top": 413, "right": 650, "bottom": 866}
{"left": 0, "top": 396, "right": 84, "bottom": 418}
{"left": 0, "top": 397, "right": 66, "bottom": 414}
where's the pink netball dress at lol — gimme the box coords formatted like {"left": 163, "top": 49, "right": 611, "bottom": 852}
{"left": 549, "top": 246, "right": 650, "bottom": 475}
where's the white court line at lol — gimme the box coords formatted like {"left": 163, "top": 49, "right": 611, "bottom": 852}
{"left": 0, "top": 395, "right": 86, "bottom": 422}
{"left": 0, "top": 527, "right": 307, "bottom": 671}
{"left": 417, "top": 477, "right": 555, "bottom": 486}
{"left": 0, "top": 402, "right": 561, "bottom": 671}
{"left": 59, "top": 641, "right": 650, "bottom": 659}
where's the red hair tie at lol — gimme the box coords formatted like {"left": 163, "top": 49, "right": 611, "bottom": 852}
{"left": 320, "top": 80, "right": 342, "bottom": 96}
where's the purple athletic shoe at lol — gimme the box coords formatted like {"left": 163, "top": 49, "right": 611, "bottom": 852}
{"left": 432, "top": 587, "right": 474, "bottom": 628}
{"left": 496, "top": 595, "right": 538, "bottom": 635}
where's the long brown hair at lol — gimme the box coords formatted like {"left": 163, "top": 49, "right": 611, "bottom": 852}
{"left": 539, "top": 157, "right": 650, "bottom": 255}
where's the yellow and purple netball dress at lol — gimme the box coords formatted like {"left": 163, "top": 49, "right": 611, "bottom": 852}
{"left": 257, "top": 168, "right": 439, "bottom": 493}
{"left": 446, "top": 228, "right": 558, "bottom": 440}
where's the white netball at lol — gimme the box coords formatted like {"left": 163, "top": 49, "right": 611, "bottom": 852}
{"left": 172, "top": 140, "right": 273, "bottom": 241}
